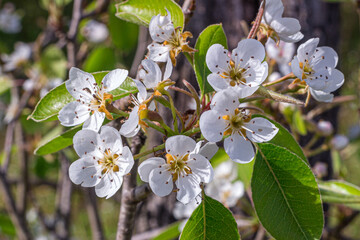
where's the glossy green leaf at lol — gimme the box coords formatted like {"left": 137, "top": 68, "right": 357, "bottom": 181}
{"left": 28, "top": 71, "right": 137, "bottom": 122}
{"left": 252, "top": 143, "right": 323, "bottom": 240}
{"left": 83, "top": 47, "right": 116, "bottom": 72}
{"left": 319, "top": 180, "right": 360, "bottom": 210}
{"left": 152, "top": 221, "right": 181, "bottom": 240}
{"left": 194, "top": 24, "right": 227, "bottom": 95}
{"left": 115, "top": 0, "right": 184, "bottom": 29}
{"left": 253, "top": 114, "right": 306, "bottom": 162}
{"left": 180, "top": 194, "right": 240, "bottom": 240}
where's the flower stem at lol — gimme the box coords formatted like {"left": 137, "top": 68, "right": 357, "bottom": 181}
{"left": 106, "top": 104, "right": 129, "bottom": 117}
{"left": 263, "top": 73, "right": 296, "bottom": 87}
{"left": 163, "top": 91, "right": 180, "bottom": 133}
{"left": 183, "top": 127, "right": 201, "bottom": 136}
{"left": 133, "top": 143, "right": 166, "bottom": 160}
{"left": 256, "top": 85, "right": 304, "bottom": 105}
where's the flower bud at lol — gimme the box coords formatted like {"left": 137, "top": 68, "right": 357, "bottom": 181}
{"left": 317, "top": 120, "right": 333, "bottom": 136}
{"left": 331, "top": 134, "right": 349, "bottom": 150}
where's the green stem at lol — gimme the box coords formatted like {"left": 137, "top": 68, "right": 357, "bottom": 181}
{"left": 183, "top": 127, "right": 201, "bottom": 136}
{"left": 263, "top": 73, "right": 295, "bottom": 87}
{"left": 107, "top": 104, "right": 129, "bottom": 117}
{"left": 133, "top": 143, "right": 165, "bottom": 160}
{"left": 163, "top": 91, "right": 180, "bottom": 134}
{"left": 256, "top": 86, "right": 304, "bottom": 105}
{"left": 142, "top": 119, "right": 166, "bottom": 135}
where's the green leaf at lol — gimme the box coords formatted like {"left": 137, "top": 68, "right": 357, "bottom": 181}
{"left": 293, "top": 109, "right": 307, "bottom": 136}
{"left": 34, "top": 125, "right": 81, "bottom": 155}
{"left": 83, "top": 47, "right": 116, "bottom": 72}
{"left": 253, "top": 114, "right": 306, "bottom": 162}
{"left": 180, "top": 194, "right": 240, "bottom": 240}
{"left": 252, "top": 143, "right": 323, "bottom": 240}
{"left": 0, "top": 213, "right": 16, "bottom": 236}
{"left": 152, "top": 221, "right": 181, "bottom": 240}
{"left": 115, "top": 0, "right": 184, "bottom": 29}
{"left": 194, "top": 24, "right": 227, "bottom": 95}
{"left": 319, "top": 180, "right": 360, "bottom": 210}
{"left": 28, "top": 71, "right": 137, "bottom": 122}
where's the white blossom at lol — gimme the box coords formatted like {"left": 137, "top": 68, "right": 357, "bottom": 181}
{"left": 262, "top": 0, "right": 303, "bottom": 43}
{"left": 147, "top": 10, "right": 195, "bottom": 70}
{"left": 138, "top": 59, "right": 171, "bottom": 89}
{"left": 265, "top": 38, "right": 294, "bottom": 75}
{"left": 199, "top": 89, "right": 279, "bottom": 163}
{"left": 82, "top": 20, "right": 109, "bottom": 43}
{"left": 1, "top": 42, "right": 31, "bottom": 72}
{"left": 138, "top": 135, "right": 215, "bottom": 204}
{"left": 205, "top": 39, "right": 268, "bottom": 98}
{"left": 69, "top": 126, "right": 134, "bottom": 198}
{"left": 0, "top": 3, "right": 21, "bottom": 34}
{"left": 291, "top": 38, "right": 344, "bottom": 102}
{"left": 59, "top": 67, "right": 128, "bottom": 132}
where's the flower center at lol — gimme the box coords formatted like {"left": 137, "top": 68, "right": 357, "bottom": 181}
{"left": 221, "top": 60, "right": 247, "bottom": 87}
{"left": 163, "top": 29, "right": 196, "bottom": 65}
{"left": 299, "top": 61, "right": 314, "bottom": 80}
{"left": 222, "top": 108, "right": 251, "bottom": 137}
{"left": 166, "top": 153, "right": 192, "bottom": 182}
{"left": 84, "top": 86, "right": 113, "bottom": 120}
{"left": 98, "top": 149, "right": 120, "bottom": 175}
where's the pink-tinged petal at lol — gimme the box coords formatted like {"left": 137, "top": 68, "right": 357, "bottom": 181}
{"left": 138, "top": 157, "right": 165, "bottom": 182}
{"left": 207, "top": 73, "right": 230, "bottom": 91}
{"left": 198, "top": 142, "right": 219, "bottom": 160}
{"left": 149, "top": 11, "right": 174, "bottom": 42}
{"left": 263, "top": 0, "right": 284, "bottom": 24}
{"left": 297, "top": 38, "right": 319, "bottom": 63}
{"left": 149, "top": 168, "right": 173, "bottom": 197}
{"left": 210, "top": 89, "right": 239, "bottom": 113}
{"left": 279, "top": 31, "right": 304, "bottom": 43}
{"left": 148, "top": 43, "right": 170, "bottom": 62}
{"left": 119, "top": 106, "right": 140, "bottom": 138}
{"left": 187, "top": 154, "right": 214, "bottom": 183}
{"left": 270, "top": 17, "right": 301, "bottom": 36}
{"left": 102, "top": 69, "right": 128, "bottom": 92}
{"left": 166, "top": 135, "right": 196, "bottom": 157}
{"left": 312, "top": 46, "right": 338, "bottom": 70}
{"left": 245, "top": 117, "right": 279, "bottom": 143}
{"left": 206, "top": 44, "right": 231, "bottom": 73}
{"left": 99, "top": 126, "right": 123, "bottom": 153}
{"left": 176, "top": 174, "right": 202, "bottom": 204}
{"left": 69, "top": 156, "right": 100, "bottom": 187}
{"left": 118, "top": 146, "right": 134, "bottom": 175}
{"left": 82, "top": 111, "right": 105, "bottom": 132}
{"left": 139, "top": 59, "right": 162, "bottom": 88}
{"left": 233, "top": 39, "right": 266, "bottom": 65}
{"left": 67, "top": 67, "right": 96, "bottom": 100}
{"left": 58, "top": 101, "right": 90, "bottom": 127}
{"left": 199, "top": 110, "right": 227, "bottom": 143}
{"left": 224, "top": 134, "right": 255, "bottom": 163}
{"left": 73, "top": 129, "right": 100, "bottom": 157}
{"left": 310, "top": 88, "right": 334, "bottom": 103}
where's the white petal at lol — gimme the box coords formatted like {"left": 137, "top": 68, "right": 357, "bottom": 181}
{"left": 245, "top": 117, "right": 279, "bottom": 143}
{"left": 148, "top": 43, "right": 170, "bottom": 62}
{"left": 310, "top": 88, "right": 334, "bottom": 103}
{"left": 279, "top": 31, "right": 304, "bottom": 43}
{"left": 58, "top": 101, "right": 90, "bottom": 127}
{"left": 297, "top": 38, "right": 319, "bottom": 63}
{"left": 139, "top": 59, "right": 162, "bottom": 88}
{"left": 176, "top": 174, "right": 202, "bottom": 204}
{"left": 95, "top": 173, "right": 123, "bottom": 199}
{"left": 224, "top": 134, "right": 255, "bottom": 163}
{"left": 119, "top": 146, "right": 135, "bottom": 174}
{"left": 99, "top": 126, "right": 123, "bottom": 153}
{"left": 290, "top": 57, "right": 303, "bottom": 80}
{"left": 233, "top": 85, "right": 260, "bottom": 99}
{"left": 102, "top": 69, "right": 128, "bottom": 92}
{"left": 164, "top": 55, "right": 173, "bottom": 80}
{"left": 199, "top": 110, "right": 227, "bottom": 143}
{"left": 206, "top": 44, "right": 231, "bottom": 73}
{"left": 211, "top": 89, "right": 239, "bottom": 113}
{"left": 166, "top": 135, "right": 196, "bottom": 157}
{"left": 149, "top": 168, "right": 173, "bottom": 197}
{"left": 198, "top": 142, "right": 219, "bottom": 160}
{"left": 321, "top": 68, "right": 344, "bottom": 92}
{"left": 73, "top": 129, "right": 100, "bottom": 157}
{"left": 82, "top": 111, "right": 105, "bottom": 132}
{"left": 119, "top": 106, "right": 140, "bottom": 138}
{"left": 226, "top": 181, "right": 244, "bottom": 207}
{"left": 270, "top": 17, "right": 301, "bottom": 36}
{"left": 149, "top": 10, "right": 174, "bottom": 42}
{"left": 207, "top": 73, "right": 230, "bottom": 92}
{"left": 263, "top": 0, "right": 284, "bottom": 24}
{"left": 138, "top": 157, "right": 165, "bottom": 182}
{"left": 312, "top": 46, "right": 338, "bottom": 70}
{"left": 187, "top": 154, "right": 214, "bottom": 183}
{"left": 67, "top": 67, "right": 96, "bottom": 100}
{"left": 69, "top": 157, "right": 100, "bottom": 187}
{"left": 133, "top": 80, "right": 147, "bottom": 103}
{"left": 233, "top": 39, "right": 266, "bottom": 65}
{"left": 245, "top": 61, "right": 268, "bottom": 86}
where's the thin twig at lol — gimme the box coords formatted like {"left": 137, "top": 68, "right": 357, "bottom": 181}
{"left": 247, "top": 0, "right": 265, "bottom": 39}
{"left": 84, "top": 189, "right": 105, "bottom": 240}
{"left": 130, "top": 26, "right": 149, "bottom": 77}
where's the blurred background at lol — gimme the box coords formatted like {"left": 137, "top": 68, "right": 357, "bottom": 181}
{"left": 0, "top": 0, "right": 359, "bottom": 239}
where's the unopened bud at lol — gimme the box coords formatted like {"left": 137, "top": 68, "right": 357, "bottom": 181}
{"left": 312, "top": 162, "right": 328, "bottom": 178}
{"left": 331, "top": 134, "right": 349, "bottom": 150}
{"left": 317, "top": 120, "right": 333, "bottom": 136}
